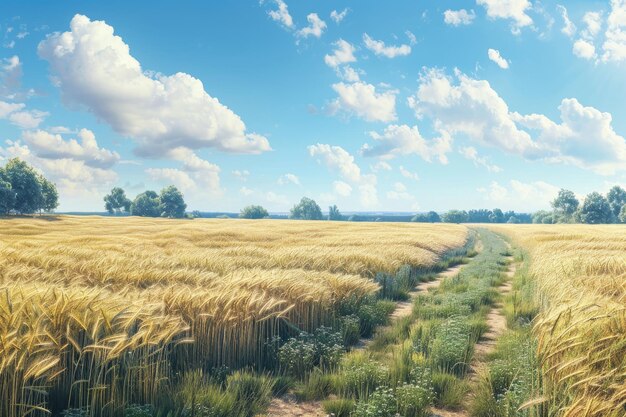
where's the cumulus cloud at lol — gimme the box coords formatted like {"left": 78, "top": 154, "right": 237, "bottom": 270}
{"left": 477, "top": 0, "right": 533, "bottom": 33}
{"left": 363, "top": 33, "right": 411, "bottom": 58}
{"left": 602, "top": 0, "right": 626, "bottom": 62}
{"left": 38, "top": 14, "right": 270, "bottom": 158}
{"left": 328, "top": 81, "right": 397, "bottom": 122}
{"left": 459, "top": 146, "right": 502, "bottom": 173}
{"left": 371, "top": 161, "right": 392, "bottom": 172}
{"left": 166, "top": 147, "right": 222, "bottom": 193}
{"left": 399, "top": 166, "right": 419, "bottom": 181}
{"left": 573, "top": 39, "right": 596, "bottom": 59}
{"left": 21, "top": 129, "right": 120, "bottom": 168}
{"left": 278, "top": 173, "right": 301, "bottom": 185}
{"left": 1, "top": 55, "right": 22, "bottom": 95}
{"left": 324, "top": 39, "right": 357, "bottom": 68}
{"left": 330, "top": 9, "right": 349, "bottom": 23}
{"left": 333, "top": 180, "right": 352, "bottom": 196}
{"left": 408, "top": 68, "right": 626, "bottom": 174}
{"left": 582, "top": 11, "right": 603, "bottom": 39}
{"left": 268, "top": 0, "right": 294, "bottom": 28}
{"left": 557, "top": 5, "right": 577, "bottom": 37}
{"left": 232, "top": 169, "right": 250, "bottom": 181}
{"left": 478, "top": 180, "right": 560, "bottom": 211}
{"left": 361, "top": 124, "right": 451, "bottom": 163}
{"left": 443, "top": 9, "right": 476, "bottom": 26}
{"left": 297, "top": 13, "right": 326, "bottom": 38}
{"left": 146, "top": 168, "right": 195, "bottom": 191}
{"left": 487, "top": 48, "right": 509, "bottom": 69}
{"left": 308, "top": 143, "right": 361, "bottom": 182}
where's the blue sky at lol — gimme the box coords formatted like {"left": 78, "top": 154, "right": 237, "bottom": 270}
{"left": 0, "top": 0, "right": 625, "bottom": 212}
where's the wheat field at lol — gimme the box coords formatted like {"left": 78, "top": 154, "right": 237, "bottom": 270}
{"left": 489, "top": 224, "right": 626, "bottom": 417}
{"left": 0, "top": 216, "right": 467, "bottom": 416}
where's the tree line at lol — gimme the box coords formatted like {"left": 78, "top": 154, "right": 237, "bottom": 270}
{"left": 534, "top": 186, "right": 626, "bottom": 224}
{"left": 0, "top": 158, "right": 59, "bottom": 215}
{"left": 103, "top": 186, "right": 188, "bottom": 218}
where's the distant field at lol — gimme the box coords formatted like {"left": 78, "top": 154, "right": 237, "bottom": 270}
{"left": 0, "top": 216, "right": 467, "bottom": 416}
{"left": 489, "top": 224, "right": 626, "bottom": 417}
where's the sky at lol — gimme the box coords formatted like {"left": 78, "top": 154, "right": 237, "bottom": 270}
{"left": 0, "top": 0, "right": 625, "bottom": 213}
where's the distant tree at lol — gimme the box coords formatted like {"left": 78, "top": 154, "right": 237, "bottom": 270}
{"left": 0, "top": 177, "right": 15, "bottom": 215}
{"left": 532, "top": 210, "right": 553, "bottom": 224}
{"left": 240, "top": 205, "right": 269, "bottom": 219}
{"left": 289, "top": 197, "right": 323, "bottom": 220}
{"left": 104, "top": 187, "right": 131, "bottom": 215}
{"left": 411, "top": 211, "right": 441, "bottom": 223}
{"left": 551, "top": 189, "right": 579, "bottom": 222}
{"left": 347, "top": 214, "right": 361, "bottom": 222}
{"left": 131, "top": 190, "right": 160, "bottom": 217}
{"left": 489, "top": 208, "right": 504, "bottom": 223}
{"left": 3, "top": 158, "right": 43, "bottom": 214}
{"left": 620, "top": 204, "right": 626, "bottom": 223}
{"left": 159, "top": 185, "right": 187, "bottom": 218}
{"left": 468, "top": 209, "right": 492, "bottom": 223}
{"left": 191, "top": 210, "right": 202, "bottom": 218}
{"left": 507, "top": 215, "right": 520, "bottom": 224}
{"left": 39, "top": 176, "right": 59, "bottom": 212}
{"left": 579, "top": 192, "right": 613, "bottom": 224}
{"left": 607, "top": 185, "right": 626, "bottom": 221}
{"left": 442, "top": 210, "right": 469, "bottom": 223}
{"left": 328, "top": 205, "right": 342, "bottom": 220}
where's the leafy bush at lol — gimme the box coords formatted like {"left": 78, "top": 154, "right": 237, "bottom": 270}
{"left": 125, "top": 404, "right": 154, "bottom": 417}
{"left": 430, "top": 316, "right": 473, "bottom": 376}
{"left": 396, "top": 382, "right": 433, "bottom": 417}
{"left": 358, "top": 300, "right": 394, "bottom": 337}
{"left": 278, "top": 327, "right": 344, "bottom": 378}
{"left": 339, "top": 357, "right": 388, "bottom": 400}
{"left": 353, "top": 387, "right": 396, "bottom": 417}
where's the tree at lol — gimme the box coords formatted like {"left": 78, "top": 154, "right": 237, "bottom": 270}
{"left": 489, "top": 208, "right": 504, "bottom": 223}
{"left": 240, "top": 205, "right": 269, "bottom": 219}
{"left": 3, "top": 158, "right": 43, "bottom": 214}
{"left": 0, "top": 177, "right": 15, "bottom": 215}
{"left": 532, "top": 210, "right": 553, "bottom": 224}
{"left": 39, "top": 176, "right": 59, "bottom": 212}
{"left": 579, "top": 192, "right": 613, "bottom": 224}
{"left": 289, "top": 197, "right": 323, "bottom": 220}
{"left": 442, "top": 210, "right": 468, "bottom": 223}
{"left": 411, "top": 211, "right": 441, "bottom": 223}
{"left": 551, "top": 189, "right": 579, "bottom": 222}
{"left": 607, "top": 185, "right": 626, "bottom": 221}
{"left": 104, "top": 187, "right": 131, "bottom": 215}
{"left": 328, "top": 205, "right": 342, "bottom": 220}
{"left": 620, "top": 204, "right": 626, "bottom": 223}
{"left": 507, "top": 215, "right": 520, "bottom": 224}
{"left": 468, "top": 209, "right": 492, "bottom": 223}
{"left": 131, "top": 190, "right": 160, "bottom": 217}
{"left": 159, "top": 185, "right": 187, "bottom": 218}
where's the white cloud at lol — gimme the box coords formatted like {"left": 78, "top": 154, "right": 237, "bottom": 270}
{"left": 582, "top": 11, "right": 603, "bottom": 39}
{"left": 232, "top": 169, "right": 250, "bottom": 181}
{"left": 443, "top": 9, "right": 476, "bottom": 26}
{"left": 487, "top": 48, "right": 509, "bottom": 69}
{"left": 0, "top": 100, "right": 48, "bottom": 129}
{"left": 146, "top": 168, "right": 195, "bottom": 191}
{"left": 330, "top": 9, "right": 349, "bottom": 24}
{"left": 361, "top": 124, "right": 451, "bottom": 163}
{"left": 602, "top": 0, "right": 626, "bottom": 62}
{"left": 387, "top": 181, "right": 415, "bottom": 202}
{"left": 329, "top": 81, "right": 397, "bottom": 122}
{"left": 1, "top": 55, "right": 22, "bottom": 95}
{"left": 478, "top": 180, "right": 560, "bottom": 211}
{"left": 1, "top": 140, "right": 118, "bottom": 203}
{"left": 573, "top": 39, "right": 597, "bottom": 59}
{"left": 268, "top": 0, "right": 294, "bottom": 28}
{"left": 371, "top": 161, "right": 392, "bottom": 172}
{"left": 166, "top": 147, "right": 221, "bottom": 193}
{"left": 21, "top": 129, "right": 120, "bottom": 168}
{"left": 406, "top": 30, "right": 417, "bottom": 45}
{"left": 265, "top": 191, "right": 289, "bottom": 206}
{"left": 278, "top": 173, "right": 300, "bottom": 185}
{"left": 557, "top": 5, "right": 577, "bottom": 37}
{"left": 308, "top": 143, "right": 361, "bottom": 181}
{"left": 297, "top": 13, "right": 326, "bottom": 39}
{"left": 239, "top": 186, "right": 254, "bottom": 196}
{"left": 324, "top": 39, "right": 357, "bottom": 68}
{"left": 340, "top": 66, "right": 361, "bottom": 82}
{"left": 477, "top": 0, "right": 533, "bottom": 33}
{"left": 409, "top": 68, "right": 626, "bottom": 174}
{"left": 38, "top": 14, "right": 270, "bottom": 158}
{"left": 333, "top": 180, "right": 352, "bottom": 196}
{"left": 358, "top": 174, "right": 378, "bottom": 207}
{"left": 399, "top": 166, "right": 419, "bottom": 181}
{"left": 363, "top": 33, "right": 411, "bottom": 58}
{"left": 459, "top": 146, "right": 502, "bottom": 173}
